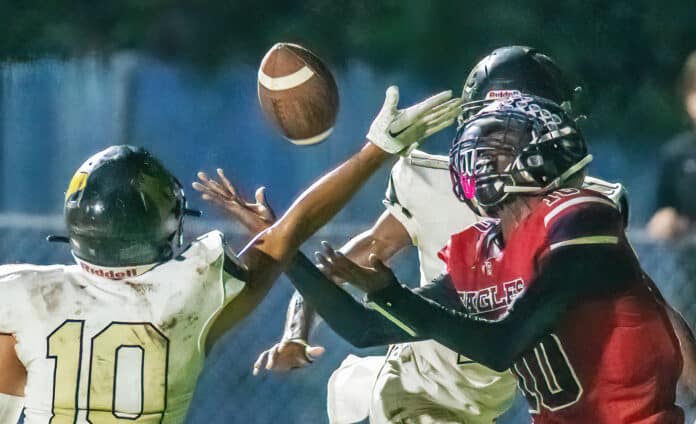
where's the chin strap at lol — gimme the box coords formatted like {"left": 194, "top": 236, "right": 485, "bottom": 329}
{"left": 503, "top": 154, "right": 593, "bottom": 194}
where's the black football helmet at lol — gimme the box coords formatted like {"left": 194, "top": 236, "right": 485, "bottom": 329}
{"left": 460, "top": 46, "right": 575, "bottom": 120}
{"left": 450, "top": 95, "right": 592, "bottom": 213}
{"left": 59, "top": 145, "right": 190, "bottom": 267}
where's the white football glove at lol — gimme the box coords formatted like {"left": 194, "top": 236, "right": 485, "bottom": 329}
{"left": 367, "top": 86, "right": 462, "bottom": 154}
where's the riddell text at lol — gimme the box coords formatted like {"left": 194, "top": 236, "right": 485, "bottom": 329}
{"left": 80, "top": 263, "right": 137, "bottom": 280}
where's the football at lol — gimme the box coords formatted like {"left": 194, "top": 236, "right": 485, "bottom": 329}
{"left": 257, "top": 42, "right": 339, "bottom": 145}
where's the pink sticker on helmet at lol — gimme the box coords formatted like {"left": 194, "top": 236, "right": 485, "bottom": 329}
{"left": 461, "top": 174, "right": 476, "bottom": 199}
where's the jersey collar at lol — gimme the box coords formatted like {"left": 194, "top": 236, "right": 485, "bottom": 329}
{"left": 72, "top": 254, "right": 157, "bottom": 281}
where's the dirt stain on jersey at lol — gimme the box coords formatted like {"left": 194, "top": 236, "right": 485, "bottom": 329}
{"left": 160, "top": 317, "right": 178, "bottom": 331}
{"left": 161, "top": 313, "right": 199, "bottom": 333}
{"left": 124, "top": 281, "right": 151, "bottom": 296}
{"left": 144, "top": 324, "right": 169, "bottom": 351}
{"left": 30, "top": 282, "right": 64, "bottom": 313}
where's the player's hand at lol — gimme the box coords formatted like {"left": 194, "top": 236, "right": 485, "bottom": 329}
{"left": 315, "top": 241, "right": 398, "bottom": 294}
{"left": 367, "top": 86, "right": 462, "bottom": 155}
{"left": 192, "top": 168, "right": 276, "bottom": 235}
{"left": 252, "top": 339, "right": 325, "bottom": 375}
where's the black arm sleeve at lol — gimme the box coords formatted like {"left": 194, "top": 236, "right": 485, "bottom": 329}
{"left": 285, "top": 252, "right": 418, "bottom": 347}
{"left": 367, "top": 243, "right": 638, "bottom": 371}
{"left": 285, "top": 253, "right": 461, "bottom": 347}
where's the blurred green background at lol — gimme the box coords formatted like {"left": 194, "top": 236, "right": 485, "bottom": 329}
{"left": 2, "top": 2, "right": 696, "bottom": 423}
{"left": 3, "top": 0, "right": 695, "bottom": 138}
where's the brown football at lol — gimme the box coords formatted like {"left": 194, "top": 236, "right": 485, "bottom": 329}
{"left": 258, "top": 43, "right": 339, "bottom": 145}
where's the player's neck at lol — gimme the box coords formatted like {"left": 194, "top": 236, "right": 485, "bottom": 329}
{"left": 497, "top": 196, "right": 543, "bottom": 242}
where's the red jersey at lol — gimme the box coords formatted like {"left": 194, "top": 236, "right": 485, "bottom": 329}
{"left": 438, "top": 188, "right": 683, "bottom": 423}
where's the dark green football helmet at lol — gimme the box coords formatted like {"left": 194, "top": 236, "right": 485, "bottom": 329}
{"left": 61, "top": 145, "right": 189, "bottom": 267}
{"left": 460, "top": 46, "right": 576, "bottom": 119}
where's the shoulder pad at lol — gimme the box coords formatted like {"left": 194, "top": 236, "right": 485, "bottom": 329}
{"left": 0, "top": 264, "right": 65, "bottom": 281}
{"left": 384, "top": 158, "right": 413, "bottom": 218}
{"left": 406, "top": 149, "right": 449, "bottom": 170}
{"left": 194, "top": 230, "right": 224, "bottom": 249}
{"left": 581, "top": 176, "right": 629, "bottom": 225}
{"left": 539, "top": 188, "right": 618, "bottom": 229}
{"left": 180, "top": 231, "right": 225, "bottom": 264}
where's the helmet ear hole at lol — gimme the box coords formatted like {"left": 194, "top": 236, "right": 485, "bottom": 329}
{"left": 526, "top": 154, "right": 544, "bottom": 168}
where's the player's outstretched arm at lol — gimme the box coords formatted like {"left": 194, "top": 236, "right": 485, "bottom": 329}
{"left": 194, "top": 171, "right": 326, "bottom": 362}
{"left": 282, "top": 251, "right": 433, "bottom": 348}
{"left": 196, "top": 87, "right": 460, "bottom": 350}
{"left": 253, "top": 210, "right": 411, "bottom": 374}
{"left": 196, "top": 174, "right": 413, "bottom": 372}
{"left": 194, "top": 168, "right": 276, "bottom": 237}
{"left": 195, "top": 168, "right": 339, "bottom": 353}
{"left": 320, "top": 242, "right": 637, "bottom": 372}
{"left": 194, "top": 170, "right": 426, "bottom": 353}
{"left": 326, "top": 211, "right": 412, "bottom": 284}
{"left": 280, "top": 239, "right": 466, "bottom": 349}
{"left": 194, "top": 88, "right": 457, "bottom": 263}
{"left": 197, "top": 86, "right": 460, "bottom": 264}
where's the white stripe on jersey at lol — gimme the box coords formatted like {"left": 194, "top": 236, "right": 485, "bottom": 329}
{"left": 544, "top": 196, "right": 617, "bottom": 228}
{"left": 549, "top": 236, "right": 619, "bottom": 251}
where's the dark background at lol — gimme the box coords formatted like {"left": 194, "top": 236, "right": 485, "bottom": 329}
{"left": 1, "top": 1, "right": 695, "bottom": 423}
{"left": 2, "top": 0, "right": 696, "bottom": 136}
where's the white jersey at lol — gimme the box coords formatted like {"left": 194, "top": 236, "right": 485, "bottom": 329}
{"left": 379, "top": 150, "right": 517, "bottom": 422}
{"left": 384, "top": 150, "right": 478, "bottom": 284}
{"left": 0, "top": 231, "right": 244, "bottom": 424}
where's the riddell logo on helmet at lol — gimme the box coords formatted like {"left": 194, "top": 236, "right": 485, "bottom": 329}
{"left": 485, "top": 90, "right": 521, "bottom": 99}
{"left": 79, "top": 262, "right": 137, "bottom": 280}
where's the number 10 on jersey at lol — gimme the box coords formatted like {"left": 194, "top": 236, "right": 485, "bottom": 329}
{"left": 47, "top": 320, "right": 170, "bottom": 423}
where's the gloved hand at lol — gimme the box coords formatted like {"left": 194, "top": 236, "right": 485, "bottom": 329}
{"left": 367, "top": 86, "right": 462, "bottom": 154}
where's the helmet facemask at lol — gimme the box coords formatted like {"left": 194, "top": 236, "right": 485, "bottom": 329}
{"left": 450, "top": 112, "right": 536, "bottom": 211}
{"left": 450, "top": 95, "right": 592, "bottom": 214}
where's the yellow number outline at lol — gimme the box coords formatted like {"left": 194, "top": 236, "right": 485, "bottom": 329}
{"left": 47, "top": 320, "right": 84, "bottom": 424}
{"left": 47, "top": 320, "right": 170, "bottom": 423}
